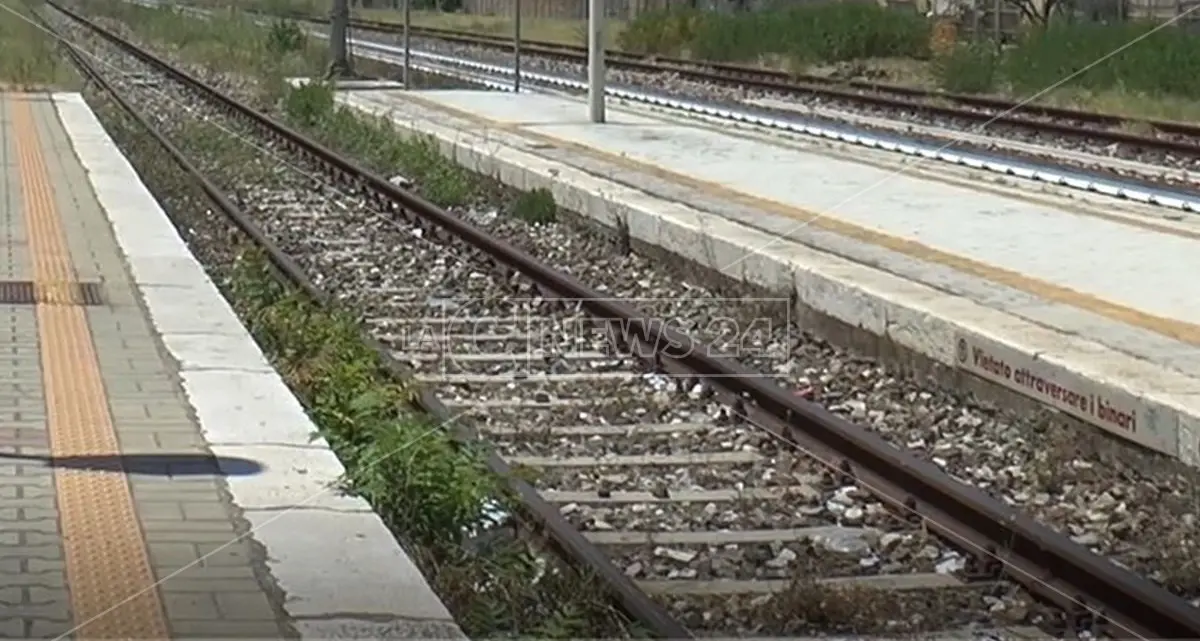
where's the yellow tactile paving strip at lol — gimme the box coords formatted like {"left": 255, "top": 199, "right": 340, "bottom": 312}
{"left": 10, "top": 93, "right": 171, "bottom": 639}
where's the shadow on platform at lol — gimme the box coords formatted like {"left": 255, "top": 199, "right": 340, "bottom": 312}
{"left": 0, "top": 452, "right": 264, "bottom": 476}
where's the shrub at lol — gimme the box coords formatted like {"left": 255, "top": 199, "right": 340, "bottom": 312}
{"left": 228, "top": 251, "right": 499, "bottom": 547}
{"left": 1003, "top": 20, "right": 1200, "bottom": 99}
{"left": 511, "top": 187, "right": 557, "bottom": 224}
{"left": 282, "top": 84, "right": 478, "bottom": 207}
{"left": 282, "top": 80, "right": 335, "bottom": 127}
{"left": 617, "top": 8, "right": 701, "bottom": 55}
{"left": 618, "top": 3, "right": 929, "bottom": 63}
{"left": 265, "top": 18, "right": 306, "bottom": 55}
{"left": 934, "top": 42, "right": 999, "bottom": 93}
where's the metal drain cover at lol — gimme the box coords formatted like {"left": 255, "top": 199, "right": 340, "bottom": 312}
{"left": 0, "top": 280, "right": 105, "bottom": 306}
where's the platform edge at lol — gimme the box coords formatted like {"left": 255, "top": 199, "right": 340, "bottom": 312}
{"left": 340, "top": 90, "right": 1200, "bottom": 468}
{"left": 48, "top": 91, "right": 464, "bottom": 636}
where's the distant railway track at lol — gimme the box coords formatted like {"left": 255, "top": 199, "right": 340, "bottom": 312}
{"left": 290, "top": 12, "right": 1200, "bottom": 163}
{"left": 155, "top": 3, "right": 1200, "bottom": 209}
{"left": 48, "top": 2, "right": 1200, "bottom": 638}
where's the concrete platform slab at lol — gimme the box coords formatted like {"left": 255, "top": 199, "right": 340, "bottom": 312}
{"left": 160, "top": 332, "right": 275, "bottom": 372}
{"left": 211, "top": 443, "right": 371, "bottom": 510}
{"left": 0, "top": 90, "right": 463, "bottom": 638}
{"left": 182, "top": 369, "right": 318, "bottom": 444}
{"left": 334, "top": 79, "right": 407, "bottom": 91}
{"left": 326, "top": 85, "right": 1200, "bottom": 465}
{"left": 243, "top": 510, "right": 455, "bottom": 621}
{"left": 139, "top": 283, "right": 248, "bottom": 335}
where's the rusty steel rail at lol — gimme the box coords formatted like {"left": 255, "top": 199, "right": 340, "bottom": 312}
{"left": 57, "top": 3, "right": 1200, "bottom": 639}
{"left": 48, "top": 5, "right": 690, "bottom": 638}
{"left": 287, "top": 11, "right": 1200, "bottom": 157}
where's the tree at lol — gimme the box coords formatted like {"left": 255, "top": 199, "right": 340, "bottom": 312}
{"left": 1003, "top": 0, "right": 1065, "bottom": 25}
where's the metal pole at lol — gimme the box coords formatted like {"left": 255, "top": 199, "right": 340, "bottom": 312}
{"left": 403, "top": 0, "right": 411, "bottom": 87}
{"left": 970, "top": 0, "right": 980, "bottom": 41}
{"left": 514, "top": 0, "right": 522, "bottom": 92}
{"left": 329, "top": 0, "right": 352, "bottom": 78}
{"left": 587, "top": 0, "right": 605, "bottom": 122}
{"left": 992, "top": 0, "right": 1000, "bottom": 41}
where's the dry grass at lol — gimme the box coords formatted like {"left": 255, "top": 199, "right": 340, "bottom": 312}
{"left": 84, "top": 0, "right": 332, "bottom": 106}
{"left": 194, "top": 0, "right": 622, "bottom": 46}
{"left": 190, "top": 0, "right": 1200, "bottom": 124}
{"left": 796, "top": 56, "right": 1200, "bottom": 123}
{"left": 1035, "top": 86, "right": 1200, "bottom": 124}
{"left": 800, "top": 57, "right": 937, "bottom": 86}
{"left": 356, "top": 7, "right": 624, "bottom": 47}
{"left": 0, "top": 0, "right": 80, "bottom": 90}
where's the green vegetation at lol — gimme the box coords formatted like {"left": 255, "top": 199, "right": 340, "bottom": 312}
{"left": 619, "top": 5, "right": 929, "bottom": 66}
{"left": 934, "top": 42, "right": 1000, "bottom": 94}
{"left": 90, "top": 8, "right": 611, "bottom": 634}
{"left": 146, "top": 0, "right": 1200, "bottom": 120}
{"left": 618, "top": 5, "right": 1200, "bottom": 121}
{"left": 84, "top": 0, "right": 327, "bottom": 105}
{"left": 254, "top": 0, "right": 324, "bottom": 16}
{"left": 282, "top": 82, "right": 480, "bottom": 207}
{"left": 264, "top": 17, "right": 307, "bottom": 55}
{"left": 87, "top": 0, "right": 560, "bottom": 218}
{"left": 511, "top": 187, "right": 557, "bottom": 225}
{"left": 224, "top": 251, "right": 625, "bottom": 637}
{"left": 0, "top": 0, "right": 79, "bottom": 89}
{"left": 281, "top": 81, "right": 563, "bottom": 221}
{"left": 228, "top": 251, "right": 495, "bottom": 547}
{"left": 280, "top": 79, "right": 334, "bottom": 126}
{"left": 354, "top": 5, "right": 616, "bottom": 45}
{"left": 207, "top": 0, "right": 622, "bottom": 47}
{"left": 932, "top": 20, "right": 1200, "bottom": 107}
{"left": 1002, "top": 21, "right": 1200, "bottom": 99}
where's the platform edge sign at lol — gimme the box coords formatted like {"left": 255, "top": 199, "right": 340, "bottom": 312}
{"left": 953, "top": 333, "right": 1171, "bottom": 455}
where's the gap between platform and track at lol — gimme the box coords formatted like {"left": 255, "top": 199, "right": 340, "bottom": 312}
{"left": 311, "top": 29, "right": 1200, "bottom": 216}
{"left": 320, "top": 85, "right": 1200, "bottom": 469}
{"left": 36, "top": 28, "right": 471, "bottom": 631}
{"left": 54, "top": 3, "right": 1200, "bottom": 636}
{"left": 55, "top": 10, "right": 693, "bottom": 636}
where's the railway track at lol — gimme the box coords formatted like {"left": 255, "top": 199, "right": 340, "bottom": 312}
{"left": 46, "top": 2, "right": 1200, "bottom": 638}
{"left": 280, "top": 12, "right": 1200, "bottom": 164}
{"left": 221, "top": 7, "right": 1200, "bottom": 210}
{"left": 137, "top": 2, "right": 1200, "bottom": 206}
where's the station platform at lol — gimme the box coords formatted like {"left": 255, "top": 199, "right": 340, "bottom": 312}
{"left": 325, "top": 84, "right": 1200, "bottom": 466}
{"left": 0, "top": 92, "right": 462, "bottom": 638}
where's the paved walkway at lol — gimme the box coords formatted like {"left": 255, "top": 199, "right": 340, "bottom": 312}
{"left": 1, "top": 90, "right": 287, "bottom": 638}
{"left": 0, "top": 92, "right": 463, "bottom": 638}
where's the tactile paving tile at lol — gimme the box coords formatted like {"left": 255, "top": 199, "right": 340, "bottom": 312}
{"left": 12, "top": 93, "right": 171, "bottom": 640}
